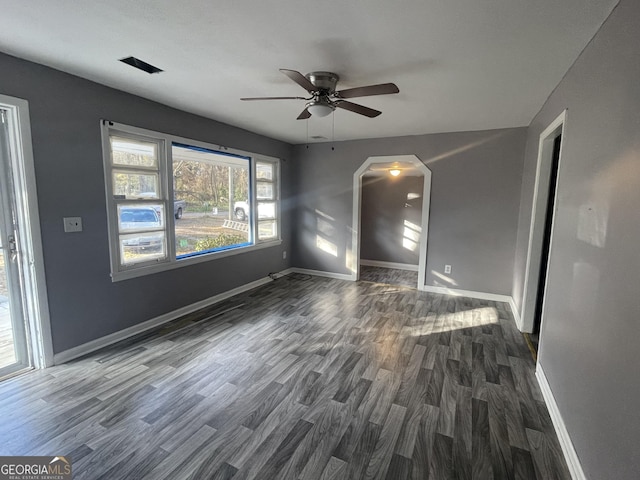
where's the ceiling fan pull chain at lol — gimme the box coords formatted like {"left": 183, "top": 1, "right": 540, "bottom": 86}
{"left": 331, "top": 112, "right": 335, "bottom": 151}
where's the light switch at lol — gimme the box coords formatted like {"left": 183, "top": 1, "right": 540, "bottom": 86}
{"left": 63, "top": 217, "right": 83, "bottom": 233}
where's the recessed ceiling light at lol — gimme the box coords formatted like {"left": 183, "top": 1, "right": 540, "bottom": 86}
{"left": 119, "top": 56, "right": 163, "bottom": 74}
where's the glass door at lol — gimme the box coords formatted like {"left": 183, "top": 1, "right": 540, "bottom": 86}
{"left": 0, "top": 108, "right": 31, "bottom": 377}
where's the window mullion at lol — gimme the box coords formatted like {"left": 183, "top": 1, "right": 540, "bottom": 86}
{"left": 163, "top": 140, "right": 176, "bottom": 261}
{"left": 250, "top": 156, "right": 257, "bottom": 244}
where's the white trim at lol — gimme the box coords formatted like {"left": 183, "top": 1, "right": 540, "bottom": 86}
{"left": 111, "top": 239, "right": 282, "bottom": 282}
{"left": 422, "top": 285, "right": 512, "bottom": 303}
{"left": 286, "top": 268, "right": 517, "bottom": 311}
{"left": 0, "top": 95, "right": 54, "bottom": 368}
{"left": 285, "top": 267, "right": 353, "bottom": 282}
{"left": 360, "top": 259, "right": 419, "bottom": 272}
{"left": 352, "top": 155, "right": 431, "bottom": 290}
{"left": 53, "top": 275, "right": 275, "bottom": 364}
{"left": 536, "top": 365, "right": 586, "bottom": 480}
{"left": 520, "top": 110, "right": 566, "bottom": 333}
{"left": 509, "top": 297, "right": 523, "bottom": 330}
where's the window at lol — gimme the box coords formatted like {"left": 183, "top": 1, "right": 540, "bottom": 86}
{"left": 256, "top": 161, "right": 278, "bottom": 241}
{"left": 109, "top": 134, "right": 167, "bottom": 266}
{"left": 172, "top": 143, "right": 251, "bottom": 258}
{"left": 102, "top": 121, "right": 281, "bottom": 280}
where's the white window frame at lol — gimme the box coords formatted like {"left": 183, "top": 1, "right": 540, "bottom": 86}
{"left": 255, "top": 159, "right": 280, "bottom": 242}
{"left": 101, "top": 121, "right": 282, "bottom": 281}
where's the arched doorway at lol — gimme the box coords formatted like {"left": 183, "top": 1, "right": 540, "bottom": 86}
{"left": 351, "top": 155, "right": 432, "bottom": 290}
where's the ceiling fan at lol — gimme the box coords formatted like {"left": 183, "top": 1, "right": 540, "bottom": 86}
{"left": 241, "top": 69, "right": 399, "bottom": 119}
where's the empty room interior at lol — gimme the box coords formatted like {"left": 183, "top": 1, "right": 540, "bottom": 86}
{"left": 0, "top": 0, "right": 638, "bottom": 479}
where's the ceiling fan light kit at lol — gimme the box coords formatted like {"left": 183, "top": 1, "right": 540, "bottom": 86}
{"left": 241, "top": 69, "right": 399, "bottom": 120}
{"left": 307, "top": 101, "right": 334, "bottom": 118}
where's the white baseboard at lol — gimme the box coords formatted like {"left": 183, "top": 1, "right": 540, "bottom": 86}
{"left": 422, "top": 285, "right": 512, "bottom": 304}
{"left": 360, "top": 259, "right": 419, "bottom": 272}
{"left": 53, "top": 275, "right": 275, "bottom": 365}
{"left": 536, "top": 365, "right": 586, "bottom": 480}
{"left": 285, "top": 267, "right": 354, "bottom": 281}
{"left": 508, "top": 297, "right": 523, "bottom": 330}
{"left": 287, "top": 269, "right": 517, "bottom": 310}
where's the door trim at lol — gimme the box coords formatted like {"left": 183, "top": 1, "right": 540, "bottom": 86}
{"left": 0, "top": 94, "right": 53, "bottom": 368}
{"left": 520, "top": 110, "right": 566, "bottom": 333}
{"left": 351, "top": 155, "right": 432, "bottom": 290}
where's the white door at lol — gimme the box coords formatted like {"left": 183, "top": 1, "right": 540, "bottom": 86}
{"left": 0, "top": 108, "right": 31, "bottom": 376}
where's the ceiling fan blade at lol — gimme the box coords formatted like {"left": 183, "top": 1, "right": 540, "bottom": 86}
{"left": 240, "top": 96, "right": 307, "bottom": 101}
{"left": 280, "top": 69, "right": 317, "bottom": 92}
{"left": 336, "top": 101, "right": 382, "bottom": 118}
{"left": 297, "top": 107, "right": 311, "bottom": 120}
{"left": 336, "top": 83, "right": 399, "bottom": 99}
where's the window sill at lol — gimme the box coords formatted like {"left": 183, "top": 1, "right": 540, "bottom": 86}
{"left": 111, "top": 239, "right": 283, "bottom": 282}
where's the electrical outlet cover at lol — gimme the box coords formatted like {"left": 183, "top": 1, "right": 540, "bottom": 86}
{"left": 63, "top": 217, "right": 83, "bottom": 233}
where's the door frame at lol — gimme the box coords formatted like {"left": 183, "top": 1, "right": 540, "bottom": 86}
{"left": 520, "top": 110, "right": 566, "bottom": 333}
{"left": 0, "top": 94, "right": 53, "bottom": 369}
{"left": 351, "top": 155, "right": 432, "bottom": 290}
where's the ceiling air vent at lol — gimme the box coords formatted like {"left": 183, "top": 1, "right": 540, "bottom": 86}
{"left": 119, "top": 56, "right": 163, "bottom": 74}
{"left": 310, "top": 135, "right": 327, "bottom": 140}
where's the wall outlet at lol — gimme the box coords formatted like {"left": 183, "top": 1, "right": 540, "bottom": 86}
{"left": 282, "top": 250, "right": 287, "bottom": 259}
{"left": 63, "top": 217, "right": 83, "bottom": 233}
{"left": 444, "top": 264, "right": 452, "bottom": 274}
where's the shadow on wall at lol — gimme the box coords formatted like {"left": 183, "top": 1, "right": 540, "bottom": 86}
{"left": 315, "top": 209, "right": 338, "bottom": 257}
{"left": 298, "top": 205, "right": 360, "bottom": 275}
{"left": 403, "top": 219, "right": 422, "bottom": 251}
{"left": 300, "top": 206, "right": 344, "bottom": 266}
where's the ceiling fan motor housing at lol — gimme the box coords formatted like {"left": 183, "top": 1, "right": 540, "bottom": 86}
{"left": 306, "top": 72, "right": 340, "bottom": 93}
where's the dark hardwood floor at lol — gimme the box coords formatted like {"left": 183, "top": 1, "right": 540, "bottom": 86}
{"left": 0, "top": 273, "right": 570, "bottom": 479}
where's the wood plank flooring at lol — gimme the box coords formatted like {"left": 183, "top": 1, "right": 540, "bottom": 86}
{"left": 359, "top": 265, "right": 418, "bottom": 289}
{"left": 0, "top": 273, "right": 570, "bottom": 479}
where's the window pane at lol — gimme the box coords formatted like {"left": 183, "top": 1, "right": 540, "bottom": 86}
{"left": 118, "top": 204, "right": 164, "bottom": 231}
{"left": 257, "top": 182, "right": 274, "bottom": 200}
{"left": 111, "top": 136, "right": 157, "bottom": 167}
{"left": 257, "top": 202, "right": 276, "bottom": 219}
{"left": 256, "top": 162, "right": 273, "bottom": 180}
{"left": 258, "top": 220, "right": 277, "bottom": 240}
{"left": 172, "top": 143, "right": 250, "bottom": 257}
{"left": 119, "top": 232, "right": 166, "bottom": 265}
{"left": 113, "top": 171, "right": 159, "bottom": 198}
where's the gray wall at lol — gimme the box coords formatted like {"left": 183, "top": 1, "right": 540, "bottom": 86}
{"left": 512, "top": 1, "right": 639, "bottom": 478}
{"left": 291, "top": 127, "right": 526, "bottom": 295}
{"left": 0, "top": 52, "right": 293, "bottom": 354}
{"left": 360, "top": 175, "right": 423, "bottom": 265}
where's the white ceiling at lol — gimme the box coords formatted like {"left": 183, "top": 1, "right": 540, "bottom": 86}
{"left": 0, "top": 0, "right": 618, "bottom": 145}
